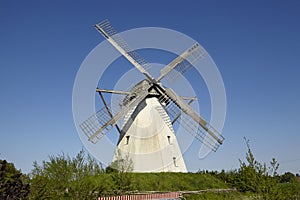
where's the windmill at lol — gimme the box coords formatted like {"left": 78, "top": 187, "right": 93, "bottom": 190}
{"left": 79, "top": 19, "right": 224, "bottom": 172}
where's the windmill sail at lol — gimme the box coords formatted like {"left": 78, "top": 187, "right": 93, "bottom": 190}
{"left": 80, "top": 87, "right": 150, "bottom": 143}
{"left": 158, "top": 43, "right": 207, "bottom": 82}
{"left": 79, "top": 107, "right": 115, "bottom": 143}
{"left": 164, "top": 99, "right": 223, "bottom": 151}
{"left": 156, "top": 89, "right": 223, "bottom": 151}
{"left": 162, "top": 87, "right": 224, "bottom": 148}
{"left": 95, "top": 19, "right": 155, "bottom": 82}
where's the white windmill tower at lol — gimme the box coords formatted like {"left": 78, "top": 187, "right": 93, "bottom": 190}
{"left": 80, "top": 20, "right": 224, "bottom": 172}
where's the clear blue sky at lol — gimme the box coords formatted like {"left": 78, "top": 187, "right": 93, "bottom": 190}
{"left": 1, "top": 0, "right": 299, "bottom": 174}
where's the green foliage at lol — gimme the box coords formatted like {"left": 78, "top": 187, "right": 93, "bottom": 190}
{"left": 25, "top": 141, "right": 300, "bottom": 199}
{"left": 106, "top": 149, "right": 134, "bottom": 194}
{"left": 131, "top": 172, "right": 228, "bottom": 191}
{"left": 109, "top": 149, "right": 134, "bottom": 172}
{"left": 109, "top": 172, "right": 133, "bottom": 194}
{"left": 206, "top": 138, "right": 300, "bottom": 200}
{"left": 277, "top": 181, "right": 300, "bottom": 200}
{"left": 229, "top": 138, "right": 280, "bottom": 199}
{"left": 280, "top": 172, "right": 297, "bottom": 183}
{"left": 29, "top": 149, "right": 106, "bottom": 199}
{"left": 183, "top": 191, "right": 245, "bottom": 200}
{"left": 29, "top": 149, "right": 228, "bottom": 198}
{"left": 0, "top": 159, "right": 30, "bottom": 199}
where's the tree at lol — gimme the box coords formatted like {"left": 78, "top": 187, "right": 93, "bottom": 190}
{"left": 280, "top": 172, "right": 296, "bottom": 183}
{"left": 107, "top": 150, "right": 134, "bottom": 195}
{"left": 236, "top": 138, "right": 281, "bottom": 199}
{"left": 0, "top": 159, "right": 30, "bottom": 199}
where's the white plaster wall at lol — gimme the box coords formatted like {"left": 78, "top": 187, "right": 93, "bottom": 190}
{"left": 113, "top": 97, "right": 187, "bottom": 172}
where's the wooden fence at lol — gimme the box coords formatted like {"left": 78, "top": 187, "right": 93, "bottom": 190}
{"left": 97, "top": 188, "right": 236, "bottom": 200}
{"left": 98, "top": 192, "right": 180, "bottom": 200}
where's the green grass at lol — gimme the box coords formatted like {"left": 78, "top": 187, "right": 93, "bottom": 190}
{"left": 183, "top": 192, "right": 247, "bottom": 200}
{"left": 112, "top": 172, "right": 228, "bottom": 191}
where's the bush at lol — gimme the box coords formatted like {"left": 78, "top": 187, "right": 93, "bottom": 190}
{"left": 183, "top": 191, "right": 244, "bottom": 200}
{"left": 0, "top": 159, "right": 30, "bottom": 199}
{"left": 26, "top": 140, "right": 300, "bottom": 199}
{"left": 29, "top": 149, "right": 105, "bottom": 199}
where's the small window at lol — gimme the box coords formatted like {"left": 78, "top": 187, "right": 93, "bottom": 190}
{"left": 126, "top": 136, "right": 130, "bottom": 145}
{"left": 173, "top": 157, "right": 177, "bottom": 167}
{"left": 167, "top": 136, "right": 171, "bottom": 144}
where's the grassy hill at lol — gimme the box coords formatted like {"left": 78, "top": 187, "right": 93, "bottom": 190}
{"left": 121, "top": 172, "right": 228, "bottom": 191}
{"left": 2, "top": 148, "right": 300, "bottom": 199}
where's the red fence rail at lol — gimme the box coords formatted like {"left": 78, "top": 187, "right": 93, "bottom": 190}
{"left": 97, "top": 188, "right": 237, "bottom": 200}
{"left": 98, "top": 192, "right": 180, "bottom": 200}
